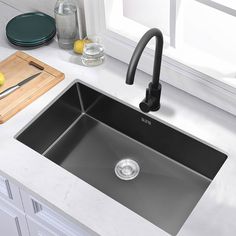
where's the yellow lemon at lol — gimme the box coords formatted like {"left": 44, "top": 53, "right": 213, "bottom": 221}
{"left": 73, "top": 39, "right": 92, "bottom": 54}
{"left": 0, "top": 72, "right": 5, "bottom": 86}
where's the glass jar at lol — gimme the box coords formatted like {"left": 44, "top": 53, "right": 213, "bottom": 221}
{"left": 81, "top": 35, "right": 105, "bottom": 66}
{"left": 54, "top": 0, "right": 78, "bottom": 49}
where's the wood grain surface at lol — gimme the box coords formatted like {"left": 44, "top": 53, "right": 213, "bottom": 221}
{"left": 0, "top": 51, "right": 64, "bottom": 124}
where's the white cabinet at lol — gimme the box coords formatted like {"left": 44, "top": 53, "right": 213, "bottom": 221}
{"left": 0, "top": 197, "right": 29, "bottom": 236}
{"left": 0, "top": 174, "right": 24, "bottom": 210}
{"left": 0, "top": 175, "right": 12, "bottom": 199}
{"left": 21, "top": 189, "right": 96, "bottom": 236}
{"left": 27, "top": 216, "right": 58, "bottom": 236}
{"left": 0, "top": 174, "right": 97, "bottom": 236}
{"left": 0, "top": 207, "right": 22, "bottom": 236}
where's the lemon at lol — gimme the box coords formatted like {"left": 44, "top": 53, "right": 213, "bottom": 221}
{"left": 0, "top": 72, "right": 5, "bottom": 86}
{"left": 73, "top": 39, "right": 92, "bottom": 54}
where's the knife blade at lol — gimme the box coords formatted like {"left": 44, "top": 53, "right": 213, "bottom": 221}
{"left": 0, "top": 72, "right": 41, "bottom": 100}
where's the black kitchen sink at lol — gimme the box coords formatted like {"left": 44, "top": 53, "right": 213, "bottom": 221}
{"left": 17, "top": 82, "right": 227, "bottom": 235}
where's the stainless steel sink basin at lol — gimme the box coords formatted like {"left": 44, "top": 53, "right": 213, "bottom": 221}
{"left": 17, "top": 82, "right": 227, "bottom": 235}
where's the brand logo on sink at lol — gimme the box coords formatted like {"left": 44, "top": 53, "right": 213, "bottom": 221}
{"left": 141, "top": 117, "right": 152, "bottom": 126}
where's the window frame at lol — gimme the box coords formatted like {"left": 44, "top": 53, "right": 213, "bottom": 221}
{"left": 84, "top": 0, "right": 236, "bottom": 116}
{"left": 195, "top": 0, "right": 236, "bottom": 17}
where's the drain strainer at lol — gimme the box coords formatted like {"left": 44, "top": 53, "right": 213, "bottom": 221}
{"left": 115, "top": 159, "right": 140, "bottom": 181}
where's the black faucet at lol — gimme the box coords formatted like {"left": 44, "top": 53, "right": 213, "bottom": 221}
{"left": 126, "top": 28, "right": 163, "bottom": 113}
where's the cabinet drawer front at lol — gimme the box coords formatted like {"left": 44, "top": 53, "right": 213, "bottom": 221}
{"left": 0, "top": 197, "right": 29, "bottom": 236}
{"left": 0, "top": 174, "right": 24, "bottom": 210}
{"left": 27, "top": 216, "right": 58, "bottom": 236}
{"left": 0, "top": 205, "right": 22, "bottom": 236}
{"left": 21, "top": 189, "right": 97, "bottom": 236}
{"left": 0, "top": 175, "right": 12, "bottom": 199}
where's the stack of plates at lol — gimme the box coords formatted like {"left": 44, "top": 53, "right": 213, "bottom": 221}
{"left": 6, "top": 12, "right": 56, "bottom": 47}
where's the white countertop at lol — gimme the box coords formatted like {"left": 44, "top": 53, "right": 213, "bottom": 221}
{"left": 1, "top": 3, "right": 236, "bottom": 236}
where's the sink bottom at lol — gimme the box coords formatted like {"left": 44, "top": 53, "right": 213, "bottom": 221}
{"left": 45, "top": 114, "right": 210, "bottom": 235}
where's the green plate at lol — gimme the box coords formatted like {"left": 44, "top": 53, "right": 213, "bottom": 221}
{"left": 7, "top": 33, "right": 55, "bottom": 48}
{"left": 7, "top": 28, "right": 56, "bottom": 45}
{"left": 6, "top": 12, "right": 56, "bottom": 45}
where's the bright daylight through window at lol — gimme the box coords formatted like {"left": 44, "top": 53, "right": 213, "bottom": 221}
{"left": 104, "top": 0, "right": 236, "bottom": 82}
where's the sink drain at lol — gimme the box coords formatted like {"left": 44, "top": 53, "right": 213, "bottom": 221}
{"left": 115, "top": 159, "right": 140, "bottom": 181}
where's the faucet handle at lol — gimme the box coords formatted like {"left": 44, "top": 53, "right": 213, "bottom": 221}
{"left": 145, "top": 88, "right": 150, "bottom": 102}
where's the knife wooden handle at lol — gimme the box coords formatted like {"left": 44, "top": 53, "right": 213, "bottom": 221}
{"left": 29, "top": 61, "right": 44, "bottom": 70}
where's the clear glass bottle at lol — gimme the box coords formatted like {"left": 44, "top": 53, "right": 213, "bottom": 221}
{"left": 54, "top": 0, "right": 78, "bottom": 49}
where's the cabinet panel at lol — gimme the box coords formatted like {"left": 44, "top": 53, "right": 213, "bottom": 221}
{"left": 0, "top": 174, "right": 24, "bottom": 210}
{"left": 0, "top": 175, "right": 12, "bottom": 199}
{"left": 21, "top": 189, "right": 97, "bottom": 236}
{"left": 27, "top": 216, "right": 58, "bottom": 236}
{"left": 0, "top": 206, "right": 22, "bottom": 236}
{"left": 0, "top": 197, "right": 29, "bottom": 236}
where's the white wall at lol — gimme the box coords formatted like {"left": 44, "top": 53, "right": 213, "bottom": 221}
{"left": 0, "top": 0, "right": 57, "bottom": 16}
{"left": 0, "top": 0, "right": 86, "bottom": 37}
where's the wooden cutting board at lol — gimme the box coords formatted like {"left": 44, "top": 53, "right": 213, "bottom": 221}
{"left": 0, "top": 51, "right": 64, "bottom": 124}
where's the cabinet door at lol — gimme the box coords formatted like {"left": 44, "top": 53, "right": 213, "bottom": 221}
{"left": 0, "top": 204, "right": 23, "bottom": 236}
{"left": 0, "top": 197, "right": 30, "bottom": 236}
{"left": 21, "top": 190, "right": 97, "bottom": 236}
{"left": 0, "top": 174, "right": 24, "bottom": 210}
{"left": 0, "top": 175, "right": 12, "bottom": 199}
{"left": 27, "top": 216, "right": 58, "bottom": 236}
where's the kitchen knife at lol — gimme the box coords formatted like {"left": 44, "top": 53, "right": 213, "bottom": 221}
{"left": 0, "top": 72, "right": 41, "bottom": 100}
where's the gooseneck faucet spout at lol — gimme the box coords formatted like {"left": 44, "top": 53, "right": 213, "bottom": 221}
{"left": 126, "top": 28, "right": 163, "bottom": 113}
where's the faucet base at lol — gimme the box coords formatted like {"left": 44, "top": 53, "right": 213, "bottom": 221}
{"left": 139, "top": 83, "right": 161, "bottom": 113}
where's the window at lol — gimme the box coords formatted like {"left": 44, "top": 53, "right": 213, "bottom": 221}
{"left": 195, "top": 0, "right": 236, "bottom": 16}
{"left": 103, "top": 0, "right": 174, "bottom": 47}
{"left": 176, "top": 0, "right": 236, "bottom": 75}
{"left": 123, "top": 0, "right": 170, "bottom": 37}
{"left": 84, "top": 0, "right": 236, "bottom": 115}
